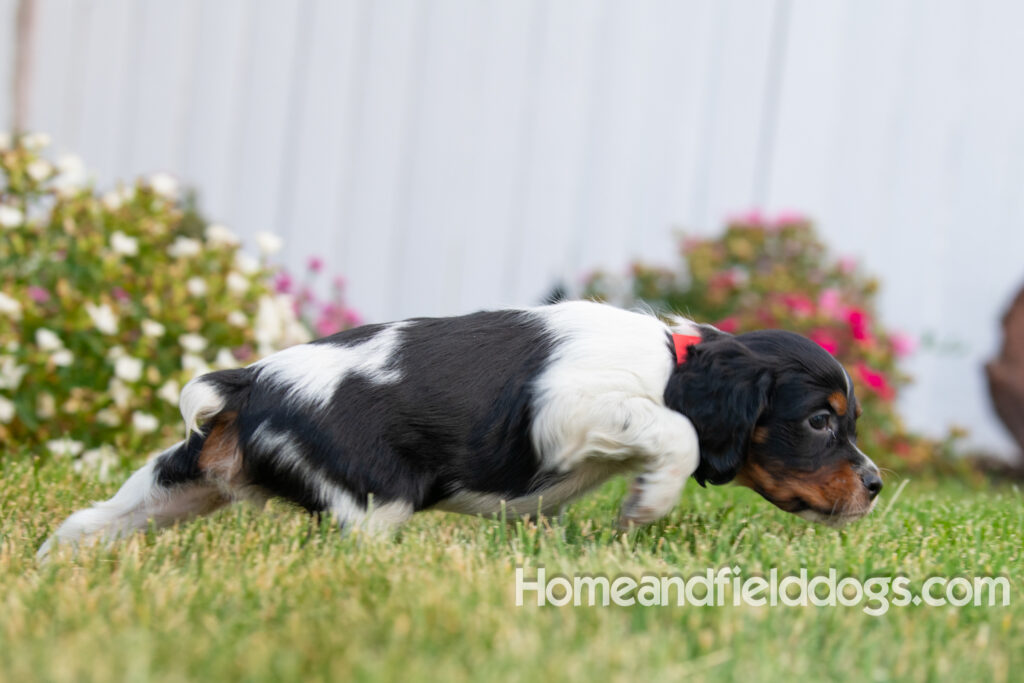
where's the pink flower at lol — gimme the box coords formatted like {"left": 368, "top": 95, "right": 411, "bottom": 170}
{"left": 27, "top": 286, "right": 50, "bottom": 303}
{"left": 710, "top": 271, "right": 739, "bottom": 291}
{"left": 856, "top": 362, "right": 894, "bottom": 401}
{"left": 681, "top": 237, "right": 703, "bottom": 254}
{"left": 818, "top": 288, "right": 846, "bottom": 320}
{"left": 715, "top": 317, "right": 738, "bottom": 333}
{"left": 783, "top": 294, "right": 815, "bottom": 318}
{"left": 273, "top": 271, "right": 293, "bottom": 294}
{"left": 773, "top": 210, "right": 808, "bottom": 227}
{"left": 112, "top": 287, "right": 130, "bottom": 303}
{"left": 890, "top": 332, "right": 916, "bottom": 358}
{"left": 838, "top": 255, "right": 858, "bottom": 274}
{"left": 332, "top": 275, "right": 347, "bottom": 291}
{"left": 308, "top": 256, "right": 324, "bottom": 273}
{"left": 810, "top": 328, "right": 839, "bottom": 355}
{"left": 316, "top": 316, "right": 340, "bottom": 337}
{"left": 342, "top": 310, "right": 363, "bottom": 328}
{"left": 846, "top": 308, "right": 871, "bottom": 342}
{"left": 727, "top": 209, "right": 765, "bottom": 227}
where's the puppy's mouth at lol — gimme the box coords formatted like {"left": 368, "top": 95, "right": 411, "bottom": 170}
{"left": 792, "top": 498, "right": 877, "bottom": 527}
{"left": 739, "top": 478, "right": 877, "bottom": 527}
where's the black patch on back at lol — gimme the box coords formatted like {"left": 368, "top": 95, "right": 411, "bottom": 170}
{"left": 236, "top": 310, "right": 556, "bottom": 512}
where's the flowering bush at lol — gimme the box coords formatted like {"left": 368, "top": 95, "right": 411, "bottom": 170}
{"left": 275, "top": 256, "right": 363, "bottom": 338}
{"left": 0, "top": 133, "right": 359, "bottom": 472}
{"left": 582, "top": 211, "right": 956, "bottom": 470}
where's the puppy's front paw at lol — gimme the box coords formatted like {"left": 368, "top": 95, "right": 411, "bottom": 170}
{"left": 617, "top": 474, "right": 680, "bottom": 530}
{"left": 617, "top": 478, "right": 660, "bottom": 530}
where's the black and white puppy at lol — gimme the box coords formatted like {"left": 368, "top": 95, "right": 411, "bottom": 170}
{"left": 41, "top": 301, "right": 882, "bottom": 555}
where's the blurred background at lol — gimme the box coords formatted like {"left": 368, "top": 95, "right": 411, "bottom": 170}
{"left": 2, "top": 0, "right": 1023, "bottom": 459}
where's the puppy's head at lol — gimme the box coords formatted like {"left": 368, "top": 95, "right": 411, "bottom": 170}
{"left": 667, "top": 328, "right": 882, "bottom": 525}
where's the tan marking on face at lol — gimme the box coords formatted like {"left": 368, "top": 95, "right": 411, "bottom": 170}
{"left": 828, "top": 391, "right": 848, "bottom": 416}
{"left": 854, "top": 402, "right": 863, "bottom": 418}
{"left": 198, "top": 412, "right": 243, "bottom": 484}
{"left": 752, "top": 426, "right": 770, "bottom": 444}
{"left": 735, "top": 459, "right": 867, "bottom": 516}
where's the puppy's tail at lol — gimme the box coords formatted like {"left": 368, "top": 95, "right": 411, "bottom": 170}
{"left": 180, "top": 367, "right": 253, "bottom": 436}
{"left": 160, "top": 367, "right": 254, "bottom": 485}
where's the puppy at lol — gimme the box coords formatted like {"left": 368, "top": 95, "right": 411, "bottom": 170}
{"left": 40, "top": 301, "right": 881, "bottom": 555}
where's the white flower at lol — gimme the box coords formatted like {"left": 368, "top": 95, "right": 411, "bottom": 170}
{"left": 96, "top": 408, "right": 121, "bottom": 427}
{"left": 85, "top": 302, "right": 118, "bottom": 335}
{"left": 101, "top": 190, "right": 123, "bottom": 211}
{"left": 132, "top": 411, "right": 159, "bottom": 434}
{"left": 0, "top": 205, "right": 23, "bottom": 228}
{"left": 227, "top": 310, "right": 248, "bottom": 327}
{"left": 205, "top": 223, "right": 240, "bottom": 247}
{"left": 179, "top": 333, "right": 208, "bottom": 353}
{"left": 35, "top": 328, "right": 63, "bottom": 351}
{"left": 235, "top": 252, "right": 260, "bottom": 275}
{"left": 254, "top": 294, "right": 311, "bottom": 355}
{"left": 27, "top": 159, "right": 52, "bottom": 182}
{"left": 0, "top": 356, "right": 27, "bottom": 390}
{"left": 0, "top": 292, "right": 22, "bottom": 319}
{"left": 226, "top": 271, "right": 250, "bottom": 295}
{"left": 102, "top": 186, "right": 134, "bottom": 211}
{"left": 148, "top": 172, "right": 179, "bottom": 199}
{"left": 255, "top": 232, "right": 283, "bottom": 256}
{"left": 0, "top": 131, "right": 10, "bottom": 150}
{"left": 156, "top": 379, "right": 180, "bottom": 405}
{"left": 167, "top": 236, "right": 201, "bottom": 259}
{"left": 73, "top": 446, "right": 119, "bottom": 482}
{"left": 186, "top": 277, "right": 207, "bottom": 296}
{"left": 0, "top": 395, "right": 14, "bottom": 423}
{"left": 106, "top": 345, "right": 126, "bottom": 361}
{"left": 53, "top": 154, "right": 88, "bottom": 194}
{"left": 141, "top": 319, "right": 165, "bottom": 338}
{"left": 110, "top": 231, "right": 138, "bottom": 256}
{"left": 214, "top": 348, "right": 238, "bottom": 369}
{"left": 21, "top": 132, "right": 50, "bottom": 150}
{"left": 36, "top": 393, "right": 55, "bottom": 419}
{"left": 182, "top": 354, "right": 211, "bottom": 378}
{"left": 47, "top": 438, "right": 84, "bottom": 459}
{"left": 113, "top": 355, "right": 143, "bottom": 382}
{"left": 52, "top": 349, "right": 74, "bottom": 367}
{"left": 108, "top": 378, "right": 132, "bottom": 408}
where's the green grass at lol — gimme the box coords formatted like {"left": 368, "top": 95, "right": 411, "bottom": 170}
{"left": 1, "top": 459, "right": 1021, "bottom": 683}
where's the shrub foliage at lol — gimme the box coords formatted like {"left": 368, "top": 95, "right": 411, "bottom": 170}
{"left": 0, "top": 134, "right": 358, "bottom": 470}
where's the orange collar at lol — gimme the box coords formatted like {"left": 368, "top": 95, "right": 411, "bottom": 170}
{"left": 672, "top": 333, "right": 702, "bottom": 364}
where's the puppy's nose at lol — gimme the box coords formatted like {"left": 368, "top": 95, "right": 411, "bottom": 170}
{"left": 861, "top": 471, "right": 883, "bottom": 499}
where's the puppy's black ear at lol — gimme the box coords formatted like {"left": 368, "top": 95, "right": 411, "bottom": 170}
{"left": 664, "top": 336, "right": 772, "bottom": 486}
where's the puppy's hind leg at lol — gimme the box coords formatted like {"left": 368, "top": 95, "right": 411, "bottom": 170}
{"left": 332, "top": 493, "right": 414, "bottom": 538}
{"left": 38, "top": 433, "right": 231, "bottom": 559}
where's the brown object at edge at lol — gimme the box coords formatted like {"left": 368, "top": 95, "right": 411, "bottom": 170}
{"left": 986, "top": 284, "right": 1024, "bottom": 463}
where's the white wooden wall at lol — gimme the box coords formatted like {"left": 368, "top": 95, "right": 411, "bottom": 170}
{"left": 3, "top": 0, "right": 1024, "bottom": 456}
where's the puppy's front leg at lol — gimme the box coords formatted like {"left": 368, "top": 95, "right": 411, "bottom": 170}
{"left": 614, "top": 403, "right": 699, "bottom": 529}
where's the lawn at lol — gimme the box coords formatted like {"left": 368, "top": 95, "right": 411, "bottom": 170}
{"left": 1, "top": 458, "right": 1020, "bottom": 682}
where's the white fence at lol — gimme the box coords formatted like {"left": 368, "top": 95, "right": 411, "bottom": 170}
{"left": 3, "top": 0, "right": 1023, "bottom": 455}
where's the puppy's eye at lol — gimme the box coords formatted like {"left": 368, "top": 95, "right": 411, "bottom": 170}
{"left": 808, "top": 413, "right": 831, "bottom": 431}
